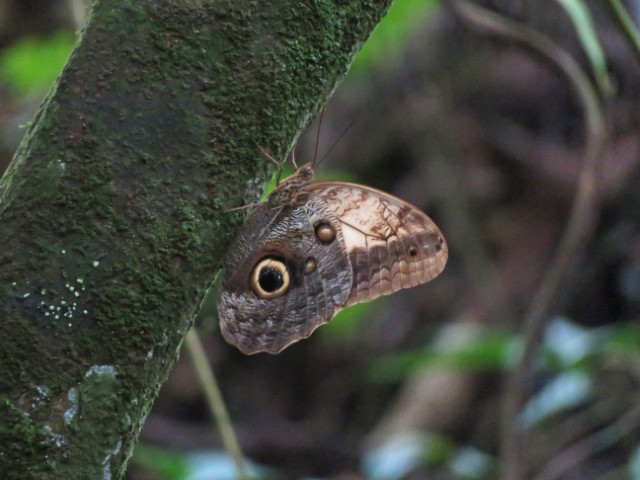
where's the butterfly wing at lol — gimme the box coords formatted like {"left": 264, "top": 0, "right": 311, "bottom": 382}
{"left": 307, "top": 182, "right": 448, "bottom": 305}
{"left": 217, "top": 198, "right": 353, "bottom": 355}
{"left": 217, "top": 179, "right": 447, "bottom": 355}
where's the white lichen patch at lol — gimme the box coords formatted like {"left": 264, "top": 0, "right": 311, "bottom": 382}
{"left": 42, "top": 424, "right": 65, "bottom": 448}
{"left": 11, "top": 264, "right": 91, "bottom": 326}
{"left": 35, "top": 385, "right": 50, "bottom": 398}
{"left": 64, "top": 388, "right": 78, "bottom": 425}
{"left": 85, "top": 365, "right": 117, "bottom": 378}
{"left": 92, "top": 260, "right": 100, "bottom": 268}
{"left": 102, "top": 439, "right": 122, "bottom": 480}
{"left": 9, "top": 281, "right": 35, "bottom": 301}
{"left": 37, "top": 279, "right": 88, "bottom": 322}
{"left": 157, "top": 333, "right": 169, "bottom": 347}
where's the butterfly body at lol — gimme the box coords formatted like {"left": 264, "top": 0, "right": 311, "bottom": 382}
{"left": 218, "top": 163, "right": 447, "bottom": 355}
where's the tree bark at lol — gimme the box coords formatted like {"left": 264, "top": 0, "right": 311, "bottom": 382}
{"left": 0, "top": 1, "right": 392, "bottom": 478}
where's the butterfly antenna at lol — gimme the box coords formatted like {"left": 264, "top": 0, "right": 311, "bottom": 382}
{"left": 256, "top": 144, "right": 280, "bottom": 168}
{"left": 312, "top": 108, "right": 325, "bottom": 167}
{"left": 316, "top": 118, "right": 356, "bottom": 168}
{"left": 257, "top": 143, "right": 285, "bottom": 185}
{"left": 225, "top": 201, "right": 262, "bottom": 213}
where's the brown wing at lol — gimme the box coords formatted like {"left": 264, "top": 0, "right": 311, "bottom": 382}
{"left": 308, "top": 182, "right": 448, "bottom": 305}
{"left": 217, "top": 199, "right": 352, "bottom": 355}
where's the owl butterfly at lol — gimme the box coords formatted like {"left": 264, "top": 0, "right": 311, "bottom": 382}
{"left": 217, "top": 142, "right": 448, "bottom": 355}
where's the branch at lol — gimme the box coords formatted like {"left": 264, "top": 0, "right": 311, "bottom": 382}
{"left": 0, "top": 1, "right": 393, "bottom": 478}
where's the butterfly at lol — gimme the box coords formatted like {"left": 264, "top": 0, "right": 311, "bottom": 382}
{"left": 217, "top": 157, "right": 448, "bottom": 355}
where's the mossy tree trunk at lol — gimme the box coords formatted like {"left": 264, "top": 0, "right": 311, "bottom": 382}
{"left": 0, "top": 1, "right": 392, "bottom": 478}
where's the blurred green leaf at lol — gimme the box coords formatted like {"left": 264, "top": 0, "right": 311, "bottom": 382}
{"left": 0, "top": 31, "right": 76, "bottom": 97}
{"left": 315, "top": 167, "right": 359, "bottom": 183}
{"left": 369, "top": 333, "right": 515, "bottom": 383}
{"left": 555, "top": 0, "right": 611, "bottom": 94}
{"left": 261, "top": 164, "right": 294, "bottom": 200}
{"left": 134, "top": 446, "right": 270, "bottom": 480}
{"left": 607, "top": 0, "right": 640, "bottom": 59}
{"left": 133, "top": 444, "right": 189, "bottom": 480}
{"left": 320, "top": 299, "right": 383, "bottom": 344}
{"left": 423, "top": 434, "right": 457, "bottom": 466}
{"left": 604, "top": 324, "right": 640, "bottom": 356}
{"left": 351, "top": 0, "right": 441, "bottom": 72}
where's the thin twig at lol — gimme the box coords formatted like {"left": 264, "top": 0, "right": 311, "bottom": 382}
{"left": 533, "top": 401, "right": 640, "bottom": 480}
{"left": 225, "top": 201, "right": 262, "bottom": 213}
{"left": 316, "top": 118, "right": 356, "bottom": 168}
{"left": 448, "top": 1, "right": 607, "bottom": 479}
{"left": 606, "top": 0, "right": 640, "bottom": 62}
{"left": 184, "top": 328, "right": 253, "bottom": 480}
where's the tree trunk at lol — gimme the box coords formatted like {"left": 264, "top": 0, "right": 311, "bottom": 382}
{"left": 0, "top": 1, "right": 392, "bottom": 478}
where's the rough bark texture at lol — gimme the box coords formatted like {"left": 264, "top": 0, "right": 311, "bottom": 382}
{"left": 0, "top": 1, "right": 393, "bottom": 478}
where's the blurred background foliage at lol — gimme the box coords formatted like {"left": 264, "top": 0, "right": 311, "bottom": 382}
{"left": 0, "top": 31, "right": 75, "bottom": 97}
{"left": 2, "top": 0, "right": 640, "bottom": 479}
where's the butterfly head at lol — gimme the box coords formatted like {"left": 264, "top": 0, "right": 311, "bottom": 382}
{"left": 291, "top": 163, "right": 314, "bottom": 182}
{"left": 269, "top": 163, "right": 315, "bottom": 207}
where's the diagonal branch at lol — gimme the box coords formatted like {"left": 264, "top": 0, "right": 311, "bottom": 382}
{"left": 0, "top": 1, "right": 393, "bottom": 478}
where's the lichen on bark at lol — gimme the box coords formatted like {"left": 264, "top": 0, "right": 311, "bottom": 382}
{"left": 0, "top": 0, "right": 392, "bottom": 478}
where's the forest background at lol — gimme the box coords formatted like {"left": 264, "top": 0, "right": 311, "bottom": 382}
{"left": 1, "top": 1, "right": 639, "bottom": 479}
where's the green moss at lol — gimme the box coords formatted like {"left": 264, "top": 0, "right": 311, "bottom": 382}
{"left": 0, "top": 400, "right": 58, "bottom": 475}
{"left": 0, "top": 0, "right": 393, "bottom": 477}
